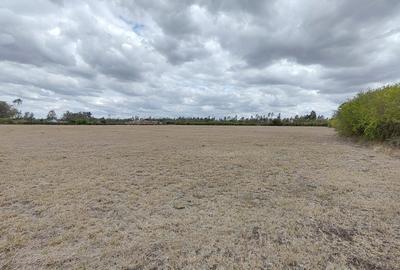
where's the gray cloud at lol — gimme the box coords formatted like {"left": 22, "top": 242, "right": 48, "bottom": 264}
{"left": 0, "top": 0, "right": 399, "bottom": 118}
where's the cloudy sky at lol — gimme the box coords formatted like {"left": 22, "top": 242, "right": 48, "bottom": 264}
{"left": 1, "top": 0, "right": 399, "bottom": 118}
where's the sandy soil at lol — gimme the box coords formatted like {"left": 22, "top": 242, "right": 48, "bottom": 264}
{"left": 0, "top": 125, "right": 399, "bottom": 269}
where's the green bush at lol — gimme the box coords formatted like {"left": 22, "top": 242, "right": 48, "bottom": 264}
{"left": 332, "top": 84, "right": 400, "bottom": 141}
{"left": 0, "top": 118, "right": 14, "bottom": 124}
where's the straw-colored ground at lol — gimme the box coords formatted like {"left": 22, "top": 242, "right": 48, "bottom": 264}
{"left": 0, "top": 125, "right": 399, "bottom": 269}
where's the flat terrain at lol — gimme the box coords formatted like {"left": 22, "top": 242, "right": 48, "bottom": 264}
{"left": 0, "top": 126, "right": 399, "bottom": 269}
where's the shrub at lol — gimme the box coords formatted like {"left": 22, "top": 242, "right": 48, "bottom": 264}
{"left": 332, "top": 84, "right": 400, "bottom": 141}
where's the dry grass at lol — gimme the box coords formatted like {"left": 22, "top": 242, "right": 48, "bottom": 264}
{"left": 0, "top": 125, "right": 399, "bottom": 269}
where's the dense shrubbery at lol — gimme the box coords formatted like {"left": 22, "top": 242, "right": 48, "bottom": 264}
{"left": 332, "top": 84, "right": 400, "bottom": 141}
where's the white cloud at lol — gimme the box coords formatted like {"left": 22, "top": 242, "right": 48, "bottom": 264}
{"left": 0, "top": 0, "right": 400, "bottom": 118}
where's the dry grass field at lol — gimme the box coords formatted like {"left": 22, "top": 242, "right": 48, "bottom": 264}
{"left": 1, "top": 125, "right": 399, "bottom": 269}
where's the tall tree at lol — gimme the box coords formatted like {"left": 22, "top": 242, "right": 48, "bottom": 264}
{"left": 47, "top": 110, "right": 57, "bottom": 121}
{"left": 0, "top": 101, "right": 18, "bottom": 118}
{"left": 13, "top": 98, "right": 22, "bottom": 106}
{"left": 309, "top": 110, "right": 317, "bottom": 120}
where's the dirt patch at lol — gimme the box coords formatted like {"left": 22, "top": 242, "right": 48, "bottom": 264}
{"left": 0, "top": 125, "right": 399, "bottom": 269}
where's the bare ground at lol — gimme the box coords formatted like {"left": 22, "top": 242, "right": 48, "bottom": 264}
{"left": 0, "top": 125, "right": 399, "bottom": 270}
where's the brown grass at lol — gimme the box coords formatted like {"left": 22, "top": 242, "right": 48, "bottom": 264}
{"left": 0, "top": 125, "right": 399, "bottom": 269}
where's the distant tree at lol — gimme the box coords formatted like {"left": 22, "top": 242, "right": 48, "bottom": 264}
{"left": 272, "top": 113, "right": 282, "bottom": 126}
{"left": 23, "top": 112, "right": 34, "bottom": 121}
{"left": 47, "top": 110, "right": 57, "bottom": 121}
{"left": 12, "top": 99, "right": 22, "bottom": 118}
{"left": 62, "top": 111, "right": 93, "bottom": 124}
{"left": 0, "top": 101, "right": 18, "bottom": 118}
{"left": 0, "top": 101, "right": 10, "bottom": 118}
{"left": 13, "top": 98, "right": 23, "bottom": 106}
{"left": 309, "top": 110, "right": 317, "bottom": 120}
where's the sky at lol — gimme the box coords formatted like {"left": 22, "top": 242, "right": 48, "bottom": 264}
{"left": 0, "top": 0, "right": 400, "bottom": 118}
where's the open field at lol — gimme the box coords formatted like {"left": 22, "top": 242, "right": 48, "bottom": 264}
{"left": 1, "top": 125, "right": 400, "bottom": 269}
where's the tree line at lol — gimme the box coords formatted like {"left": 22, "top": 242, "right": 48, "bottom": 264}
{"left": 0, "top": 99, "right": 328, "bottom": 126}
{"left": 0, "top": 99, "right": 35, "bottom": 121}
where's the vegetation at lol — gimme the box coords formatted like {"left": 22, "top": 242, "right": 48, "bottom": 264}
{"left": 0, "top": 101, "right": 19, "bottom": 119}
{"left": 331, "top": 84, "right": 400, "bottom": 144}
{"left": 158, "top": 111, "right": 327, "bottom": 126}
{"left": 61, "top": 111, "right": 93, "bottom": 125}
{"left": 47, "top": 110, "right": 57, "bottom": 121}
{"left": 0, "top": 100, "right": 328, "bottom": 126}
